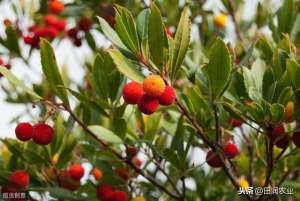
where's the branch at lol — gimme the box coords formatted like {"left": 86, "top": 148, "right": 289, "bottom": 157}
{"left": 63, "top": 105, "right": 181, "bottom": 200}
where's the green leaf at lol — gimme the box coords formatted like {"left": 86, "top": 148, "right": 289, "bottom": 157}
{"left": 136, "top": 9, "right": 150, "bottom": 40}
{"left": 278, "top": 87, "right": 294, "bottom": 105}
{"left": 5, "top": 25, "right": 20, "bottom": 55}
{"left": 203, "top": 38, "right": 231, "bottom": 98}
{"left": 97, "top": 16, "right": 129, "bottom": 51}
{"left": 40, "top": 39, "right": 69, "bottom": 106}
{"left": 277, "top": 0, "right": 296, "bottom": 35}
{"left": 286, "top": 59, "right": 300, "bottom": 88}
{"left": 48, "top": 187, "right": 86, "bottom": 201}
{"left": 114, "top": 5, "right": 140, "bottom": 54}
{"left": 148, "top": 3, "right": 165, "bottom": 68}
{"left": 169, "top": 6, "right": 191, "bottom": 79}
{"left": 108, "top": 49, "right": 144, "bottom": 82}
{"left": 270, "top": 103, "right": 285, "bottom": 123}
{"left": 144, "top": 112, "right": 162, "bottom": 142}
{"left": 88, "top": 125, "right": 123, "bottom": 144}
{"left": 163, "top": 148, "right": 180, "bottom": 169}
{"left": 0, "top": 67, "right": 41, "bottom": 100}
{"left": 255, "top": 37, "right": 273, "bottom": 61}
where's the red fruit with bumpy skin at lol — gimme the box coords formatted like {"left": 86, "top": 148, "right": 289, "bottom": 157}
{"left": 132, "top": 157, "right": 142, "bottom": 168}
{"left": 97, "top": 184, "right": 114, "bottom": 201}
{"left": 68, "top": 164, "right": 84, "bottom": 180}
{"left": 138, "top": 95, "right": 159, "bottom": 115}
{"left": 67, "top": 28, "right": 79, "bottom": 38}
{"left": 293, "top": 132, "right": 300, "bottom": 148}
{"left": 272, "top": 125, "right": 289, "bottom": 149}
{"left": 23, "top": 35, "right": 33, "bottom": 45}
{"left": 108, "top": 191, "right": 128, "bottom": 201}
{"left": 9, "top": 170, "right": 29, "bottom": 189}
{"left": 45, "top": 15, "right": 58, "bottom": 27}
{"left": 206, "top": 150, "right": 223, "bottom": 168}
{"left": 15, "top": 122, "right": 34, "bottom": 141}
{"left": 223, "top": 143, "right": 239, "bottom": 159}
{"left": 127, "top": 146, "right": 138, "bottom": 158}
{"left": 122, "top": 82, "right": 144, "bottom": 104}
{"left": 54, "top": 19, "right": 66, "bottom": 31}
{"left": 60, "top": 170, "right": 80, "bottom": 191}
{"left": 78, "top": 18, "right": 93, "bottom": 31}
{"left": 46, "top": 27, "right": 58, "bottom": 39}
{"left": 229, "top": 118, "right": 243, "bottom": 127}
{"left": 48, "top": 0, "right": 64, "bottom": 14}
{"left": 32, "top": 123, "right": 54, "bottom": 145}
{"left": 158, "top": 86, "right": 176, "bottom": 106}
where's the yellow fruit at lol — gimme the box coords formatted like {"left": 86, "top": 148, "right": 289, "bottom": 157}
{"left": 214, "top": 14, "right": 227, "bottom": 28}
{"left": 284, "top": 101, "right": 294, "bottom": 122}
{"left": 239, "top": 177, "right": 249, "bottom": 189}
{"left": 143, "top": 75, "right": 165, "bottom": 97}
{"left": 1, "top": 145, "right": 10, "bottom": 165}
{"left": 132, "top": 197, "right": 146, "bottom": 201}
{"left": 51, "top": 153, "right": 59, "bottom": 165}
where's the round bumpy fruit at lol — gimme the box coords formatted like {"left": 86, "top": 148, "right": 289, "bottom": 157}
{"left": 292, "top": 132, "right": 300, "bottom": 148}
{"left": 78, "top": 18, "right": 93, "bottom": 31}
{"left": 32, "top": 123, "right": 54, "bottom": 145}
{"left": 229, "top": 117, "right": 243, "bottom": 127}
{"left": 206, "top": 150, "right": 223, "bottom": 168}
{"left": 69, "top": 164, "right": 84, "bottom": 180}
{"left": 223, "top": 143, "right": 239, "bottom": 159}
{"left": 122, "top": 82, "right": 144, "bottom": 104}
{"left": 284, "top": 101, "right": 294, "bottom": 122}
{"left": 97, "top": 184, "right": 114, "bottom": 201}
{"left": 143, "top": 75, "right": 165, "bottom": 97}
{"left": 272, "top": 125, "right": 290, "bottom": 149}
{"left": 132, "top": 197, "right": 145, "bottom": 201}
{"left": 15, "top": 122, "right": 34, "bottom": 141}
{"left": 214, "top": 14, "right": 227, "bottom": 28}
{"left": 59, "top": 170, "right": 80, "bottom": 191}
{"left": 48, "top": 0, "right": 64, "bottom": 14}
{"left": 138, "top": 95, "right": 159, "bottom": 115}
{"left": 109, "top": 191, "right": 128, "bottom": 201}
{"left": 9, "top": 170, "right": 29, "bottom": 189}
{"left": 92, "top": 167, "right": 103, "bottom": 180}
{"left": 158, "top": 86, "right": 176, "bottom": 106}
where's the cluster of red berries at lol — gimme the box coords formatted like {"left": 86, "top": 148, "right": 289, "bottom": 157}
{"left": 206, "top": 142, "right": 239, "bottom": 168}
{"left": 0, "top": 57, "right": 11, "bottom": 77}
{"left": 122, "top": 75, "right": 176, "bottom": 115}
{"left": 271, "top": 124, "right": 300, "bottom": 149}
{"left": 97, "top": 184, "right": 128, "bottom": 201}
{"left": 15, "top": 122, "right": 54, "bottom": 145}
{"left": 67, "top": 18, "right": 93, "bottom": 47}
{"left": 1, "top": 170, "right": 30, "bottom": 201}
{"left": 23, "top": 0, "right": 65, "bottom": 48}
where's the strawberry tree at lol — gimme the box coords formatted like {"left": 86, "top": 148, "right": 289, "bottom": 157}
{"left": 0, "top": 0, "right": 300, "bottom": 201}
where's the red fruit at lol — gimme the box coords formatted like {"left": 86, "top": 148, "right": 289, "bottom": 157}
{"left": 272, "top": 125, "right": 289, "bottom": 149}
{"left": 108, "top": 191, "right": 128, "bottom": 201}
{"left": 3, "top": 19, "right": 12, "bottom": 27}
{"left": 122, "top": 82, "right": 144, "bottom": 104}
{"left": 293, "top": 132, "right": 300, "bottom": 148}
{"left": 45, "top": 15, "right": 58, "bottom": 27}
{"left": 9, "top": 170, "right": 29, "bottom": 189}
{"left": 60, "top": 170, "right": 80, "bottom": 191}
{"left": 68, "top": 164, "right": 84, "bottom": 180}
{"left": 35, "top": 27, "right": 48, "bottom": 38}
{"left": 116, "top": 168, "right": 129, "bottom": 181}
{"left": 127, "top": 146, "right": 138, "bottom": 158}
{"left": 96, "top": 184, "right": 114, "bottom": 201}
{"left": 78, "top": 18, "right": 92, "bottom": 31}
{"left": 206, "top": 150, "right": 223, "bottom": 168}
{"left": 229, "top": 118, "right": 243, "bottom": 127}
{"left": 165, "top": 27, "right": 173, "bottom": 37}
{"left": 67, "top": 28, "right": 79, "bottom": 38}
{"left": 138, "top": 95, "right": 159, "bottom": 115}
{"left": 132, "top": 157, "right": 142, "bottom": 168}
{"left": 158, "top": 86, "right": 176, "bottom": 106}
{"left": 23, "top": 36, "right": 33, "bottom": 45}
{"left": 91, "top": 168, "right": 103, "bottom": 180}
{"left": 15, "top": 122, "right": 34, "bottom": 141}
{"left": 223, "top": 143, "right": 239, "bottom": 159}
{"left": 73, "top": 37, "right": 82, "bottom": 47}
{"left": 32, "top": 123, "right": 54, "bottom": 145}
{"left": 46, "top": 27, "right": 58, "bottom": 39}
{"left": 53, "top": 19, "right": 66, "bottom": 31}
{"left": 48, "top": 0, "right": 64, "bottom": 14}
{"left": 28, "top": 25, "right": 37, "bottom": 32}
